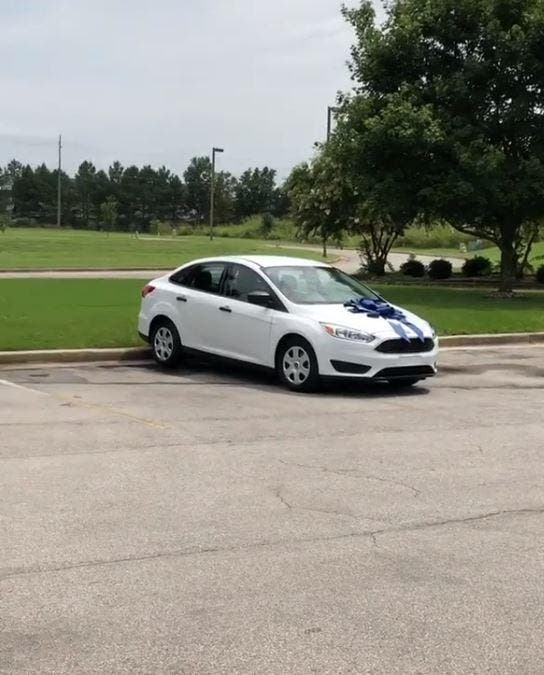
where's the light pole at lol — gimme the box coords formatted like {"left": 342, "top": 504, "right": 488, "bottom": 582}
{"left": 57, "top": 134, "right": 62, "bottom": 228}
{"left": 209, "top": 147, "right": 224, "bottom": 241}
{"left": 323, "top": 106, "right": 339, "bottom": 257}
{"left": 327, "top": 106, "right": 339, "bottom": 142}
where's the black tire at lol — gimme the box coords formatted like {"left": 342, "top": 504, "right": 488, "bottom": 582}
{"left": 276, "top": 337, "right": 320, "bottom": 392}
{"left": 387, "top": 378, "right": 421, "bottom": 388}
{"left": 150, "top": 318, "right": 183, "bottom": 369}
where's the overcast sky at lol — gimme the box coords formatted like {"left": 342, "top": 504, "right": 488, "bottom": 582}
{"left": 2, "top": 0, "right": 384, "bottom": 178}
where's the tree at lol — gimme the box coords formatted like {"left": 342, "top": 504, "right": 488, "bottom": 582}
{"left": 288, "top": 154, "right": 355, "bottom": 256}
{"left": 118, "top": 165, "right": 141, "bottom": 232}
{"left": 214, "top": 171, "right": 238, "bottom": 224}
{"left": 99, "top": 196, "right": 118, "bottom": 235}
{"left": 74, "top": 161, "right": 98, "bottom": 227}
{"left": 184, "top": 156, "right": 211, "bottom": 224}
{"left": 342, "top": 0, "right": 544, "bottom": 292}
{"left": 166, "top": 174, "right": 187, "bottom": 222}
{"left": 330, "top": 96, "right": 443, "bottom": 273}
{"left": 235, "top": 167, "right": 277, "bottom": 219}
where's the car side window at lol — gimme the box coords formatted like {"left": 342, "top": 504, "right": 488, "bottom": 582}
{"left": 224, "top": 264, "right": 276, "bottom": 303}
{"left": 169, "top": 265, "right": 196, "bottom": 287}
{"left": 170, "top": 263, "right": 226, "bottom": 294}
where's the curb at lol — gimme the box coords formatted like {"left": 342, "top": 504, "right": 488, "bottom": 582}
{"left": 0, "top": 347, "right": 150, "bottom": 365}
{"left": 440, "top": 332, "right": 544, "bottom": 348}
{"left": 1, "top": 333, "right": 543, "bottom": 366}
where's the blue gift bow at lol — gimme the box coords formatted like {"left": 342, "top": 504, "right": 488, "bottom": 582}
{"left": 344, "top": 298, "right": 426, "bottom": 343}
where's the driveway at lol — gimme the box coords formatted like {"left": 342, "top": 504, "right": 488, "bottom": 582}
{"left": 2, "top": 346, "right": 544, "bottom": 673}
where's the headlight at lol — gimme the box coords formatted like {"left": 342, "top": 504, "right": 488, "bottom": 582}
{"left": 321, "top": 323, "right": 375, "bottom": 343}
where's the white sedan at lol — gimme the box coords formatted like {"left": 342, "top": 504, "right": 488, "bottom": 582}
{"left": 138, "top": 255, "right": 438, "bottom": 391}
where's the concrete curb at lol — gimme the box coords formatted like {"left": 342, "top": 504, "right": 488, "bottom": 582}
{"left": 1, "top": 332, "right": 543, "bottom": 365}
{"left": 440, "top": 332, "right": 544, "bottom": 348}
{"left": 0, "top": 347, "right": 151, "bottom": 365}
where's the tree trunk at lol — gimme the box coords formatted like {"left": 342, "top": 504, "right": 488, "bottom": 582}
{"left": 499, "top": 243, "right": 516, "bottom": 294}
{"left": 373, "top": 258, "right": 387, "bottom": 276}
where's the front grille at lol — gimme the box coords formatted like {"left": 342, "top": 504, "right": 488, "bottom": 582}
{"left": 376, "top": 338, "right": 435, "bottom": 354}
{"left": 374, "top": 365, "right": 436, "bottom": 380}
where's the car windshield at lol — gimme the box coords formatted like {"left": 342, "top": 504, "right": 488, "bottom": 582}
{"left": 263, "top": 266, "right": 381, "bottom": 305}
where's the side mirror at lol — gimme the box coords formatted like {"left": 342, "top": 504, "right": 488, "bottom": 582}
{"left": 247, "top": 291, "right": 274, "bottom": 308}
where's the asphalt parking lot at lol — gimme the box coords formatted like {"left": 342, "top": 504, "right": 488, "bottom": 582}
{"left": 2, "top": 346, "right": 544, "bottom": 674}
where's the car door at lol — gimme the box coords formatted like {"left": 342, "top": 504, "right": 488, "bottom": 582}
{"left": 219, "top": 263, "right": 278, "bottom": 365}
{"left": 169, "top": 261, "right": 230, "bottom": 355}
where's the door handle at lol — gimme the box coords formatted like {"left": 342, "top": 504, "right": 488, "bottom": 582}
{"left": 176, "top": 296, "right": 188, "bottom": 303}
{"left": 219, "top": 306, "right": 232, "bottom": 313}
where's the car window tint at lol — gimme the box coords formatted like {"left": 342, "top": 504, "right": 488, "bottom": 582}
{"left": 169, "top": 265, "right": 196, "bottom": 286}
{"left": 189, "top": 263, "right": 226, "bottom": 294}
{"left": 224, "top": 264, "right": 269, "bottom": 302}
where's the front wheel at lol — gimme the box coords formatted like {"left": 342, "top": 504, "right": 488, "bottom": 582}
{"left": 150, "top": 319, "right": 183, "bottom": 369}
{"left": 276, "top": 337, "right": 320, "bottom": 392}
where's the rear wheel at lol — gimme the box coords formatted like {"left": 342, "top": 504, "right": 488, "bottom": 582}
{"left": 276, "top": 337, "right": 320, "bottom": 392}
{"left": 150, "top": 319, "right": 183, "bottom": 369}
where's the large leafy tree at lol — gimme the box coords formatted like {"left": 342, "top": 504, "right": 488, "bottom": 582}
{"left": 342, "top": 0, "right": 544, "bottom": 291}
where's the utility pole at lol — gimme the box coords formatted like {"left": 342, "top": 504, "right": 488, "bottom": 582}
{"left": 56, "top": 134, "right": 62, "bottom": 228}
{"left": 209, "top": 146, "right": 224, "bottom": 241}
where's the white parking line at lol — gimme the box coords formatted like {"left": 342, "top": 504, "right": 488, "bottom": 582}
{"left": 0, "top": 377, "right": 48, "bottom": 395}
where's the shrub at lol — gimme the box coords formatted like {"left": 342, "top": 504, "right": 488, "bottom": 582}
{"left": 260, "top": 212, "right": 275, "bottom": 237}
{"left": 0, "top": 214, "right": 10, "bottom": 232}
{"left": 428, "top": 259, "right": 453, "bottom": 280}
{"left": 400, "top": 259, "right": 426, "bottom": 277}
{"left": 11, "top": 217, "right": 36, "bottom": 227}
{"left": 536, "top": 265, "right": 544, "bottom": 284}
{"left": 462, "top": 256, "right": 492, "bottom": 277}
{"left": 177, "top": 225, "right": 197, "bottom": 236}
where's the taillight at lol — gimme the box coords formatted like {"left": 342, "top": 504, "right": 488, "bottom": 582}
{"left": 141, "top": 284, "right": 156, "bottom": 298}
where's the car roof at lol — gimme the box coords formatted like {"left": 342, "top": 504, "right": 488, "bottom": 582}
{"left": 181, "top": 255, "right": 329, "bottom": 268}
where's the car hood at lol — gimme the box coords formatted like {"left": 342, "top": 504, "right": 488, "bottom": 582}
{"left": 294, "top": 303, "right": 433, "bottom": 338}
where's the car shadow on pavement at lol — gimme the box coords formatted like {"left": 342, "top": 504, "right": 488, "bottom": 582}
{"left": 138, "top": 358, "right": 432, "bottom": 399}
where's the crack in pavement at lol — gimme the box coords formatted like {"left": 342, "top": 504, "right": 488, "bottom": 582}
{"left": 272, "top": 486, "right": 378, "bottom": 522}
{"left": 3, "top": 506, "right": 542, "bottom": 582}
{"left": 278, "top": 459, "right": 422, "bottom": 497}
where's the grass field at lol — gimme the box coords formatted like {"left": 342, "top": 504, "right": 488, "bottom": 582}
{"left": 0, "top": 228, "right": 327, "bottom": 270}
{"left": 2, "top": 279, "right": 543, "bottom": 351}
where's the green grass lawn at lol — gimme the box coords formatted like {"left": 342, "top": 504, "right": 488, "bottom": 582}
{"left": 2, "top": 279, "right": 543, "bottom": 351}
{"left": 0, "top": 228, "right": 328, "bottom": 270}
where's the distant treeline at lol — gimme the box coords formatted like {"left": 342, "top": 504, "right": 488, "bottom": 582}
{"left": 0, "top": 157, "right": 290, "bottom": 231}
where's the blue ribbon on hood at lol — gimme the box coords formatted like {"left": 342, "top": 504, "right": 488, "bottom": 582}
{"left": 345, "top": 298, "right": 426, "bottom": 343}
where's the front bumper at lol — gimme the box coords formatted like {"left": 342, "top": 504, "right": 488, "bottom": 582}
{"left": 316, "top": 336, "right": 439, "bottom": 379}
